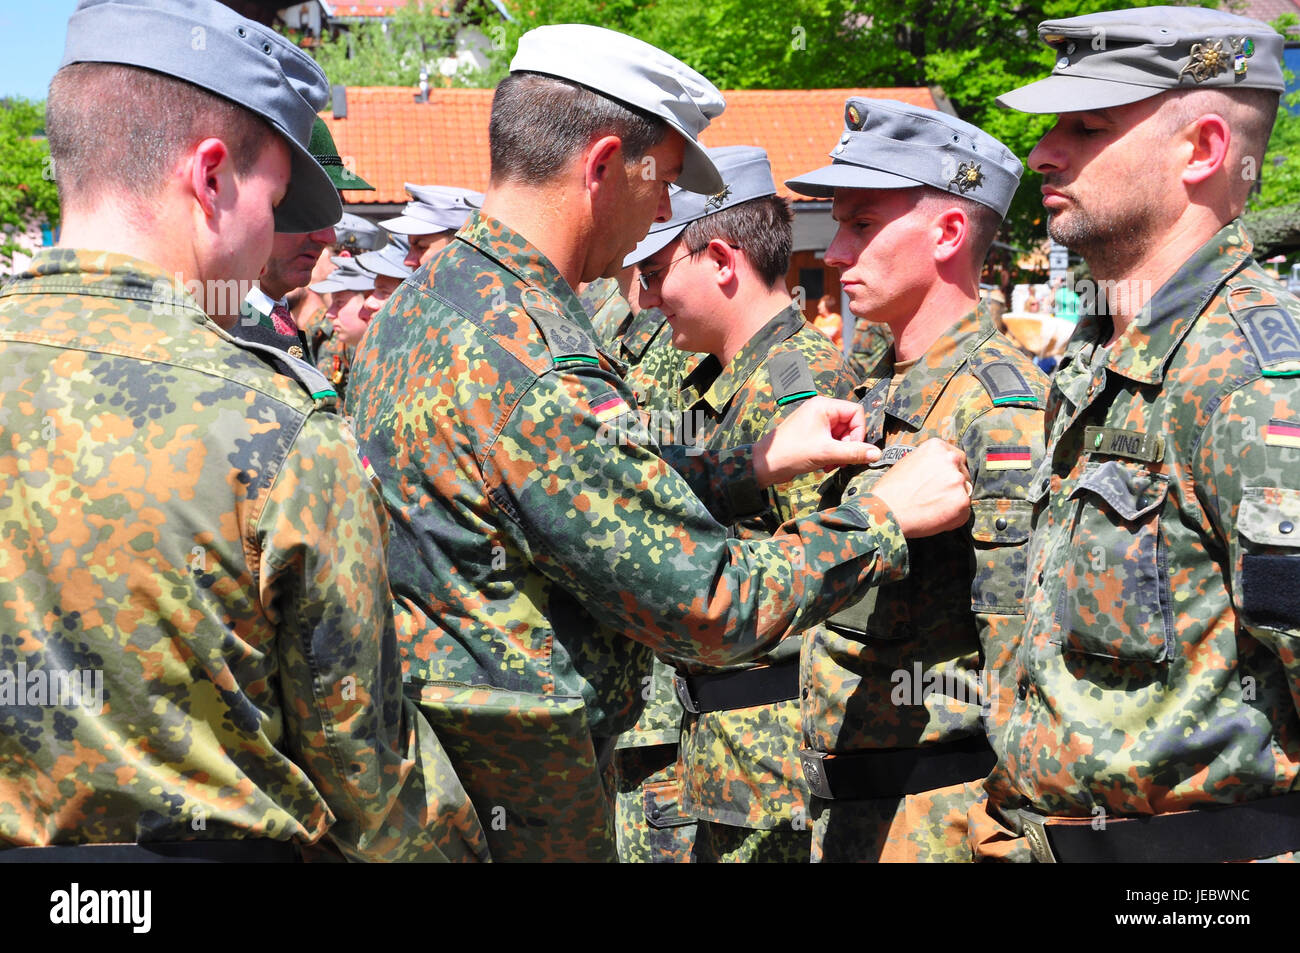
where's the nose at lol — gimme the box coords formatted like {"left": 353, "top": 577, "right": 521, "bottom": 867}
{"left": 637, "top": 271, "right": 661, "bottom": 309}
{"left": 823, "top": 226, "right": 853, "bottom": 269}
{"left": 655, "top": 185, "right": 673, "bottom": 224}
{"left": 403, "top": 245, "right": 421, "bottom": 268}
{"left": 1028, "top": 122, "right": 1066, "bottom": 176}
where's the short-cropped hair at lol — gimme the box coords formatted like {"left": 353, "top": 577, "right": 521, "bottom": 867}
{"left": 489, "top": 71, "right": 667, "bottom": 183}
{"left": 47, "top": 62, "right": 272, "bottom": 213}
{"left": 681, "top": 194, "right": 793, "bottom": 288}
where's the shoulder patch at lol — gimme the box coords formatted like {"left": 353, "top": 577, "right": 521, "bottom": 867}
{"left": 768, "top": 352, "right": 818, "bottom": 406}
{"left": 228, "top": 334, "right": 338, "bottom": 407}
{"left": 1230, "top": 299, "right": 1300, "bottom": 377}
{"left": 972, "top": 361, "right": 1038, "bottom": 407}
{"left": 523, "top": 298, "right": 601, "bottom": 368}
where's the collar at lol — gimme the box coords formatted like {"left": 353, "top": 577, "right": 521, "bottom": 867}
{"left": 876, "top": 298, "right": 997, "bottom": 430}
{"left": 621, "top": 307, "right": 671, "bottom": 361}
{"left": 243, "top": 285, "right": 287, "bottom": 319}
{"left": 682, "top": 303, "right": 804, "bottom": 413}
{"left": 1061, "top": 219, "right": 1253, "bottom": 385}
{"left": 455, "top": 211, "right": 593, "bottom": 331}
{"left": 0, "top": 248, "right": 207, "bottom": 323}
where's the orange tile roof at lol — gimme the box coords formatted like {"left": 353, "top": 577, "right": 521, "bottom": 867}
{"left": 322, "top": 1, "right": 416, "bottom": 17}
{"left": 323, "top": 86, "right": 938, "bottom": 205}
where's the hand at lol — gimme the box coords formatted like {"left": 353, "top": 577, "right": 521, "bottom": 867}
{"left": 753, "top": 396, "right": 881, "bottom": 488}
{"left": 870, "top": 438, "right": 971, "bottom": 538}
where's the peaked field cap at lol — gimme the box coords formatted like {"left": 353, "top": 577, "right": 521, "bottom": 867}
{"left": 625, "top": 145, "right": 777, "bottom": 267}
{"left": 309, "top": 117, "right": 374, "bottom": 192}
{"left": 786, "top": 98, "right": 1022, "bottom": 217}
{"left": 380, "top": 184, "right": 484, "bottom": 235}
{"left": 509, "top": 23, "right": 726, "bottom": 194}
{"left": 358, "top": 235, "right": 413, "bottom": 280}
{"left": 60, "top": 0, "right": 341, "bottom": 233}
{"left": 334, "top": 212, "right": 387, "bottom": 253}
{"left": 997, "top": 6, "right": 1285, "bottom": 114}
{"left": 311, "top": 255, "right": 376, "bottom": 293}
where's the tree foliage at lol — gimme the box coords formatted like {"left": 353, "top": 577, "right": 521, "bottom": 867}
{"left": 0, "top": 98, "right": 59, "bottom": 271}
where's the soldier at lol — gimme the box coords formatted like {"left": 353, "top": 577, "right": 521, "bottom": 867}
{"left": 0, "top": 0, "right": 485, "bottom": 862}
{"left": 299, "top": 212, "right": 387, "bottom": 377}
{"left": 787, "top": 98, "right": 1045, "bottom": 862}
{"left": 624, "top": 145, "right": 857, "bottom": 862}
{"left": 233, "top": 117, "right": 375, "bottom": 361}
{"left": 344, "top": 23, "right": 974, "bottom": 862}
{"left": 971, "top": 6, "right": 1300, "bottom": 863}
{"left": 309, "top": 256, "right": 376, "bottom": 396}
{"left": 380, "top": 183, "right": 482, "bottom": 269}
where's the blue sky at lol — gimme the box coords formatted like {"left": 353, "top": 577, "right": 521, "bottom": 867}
{"left": 0, "top": 0, "right": 79, "bottom": 101}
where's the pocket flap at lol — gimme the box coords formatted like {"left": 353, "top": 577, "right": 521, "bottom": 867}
{"left": 1238, "top": 487, "right": 1300, "bottom": 546}
{"left": 971, "top": 499, "right": 1032, "bottom": 544}
{"left": 1071, "top": 459, "right": 1168, "bottom": 521}
{"left": 643, "top": 778, "right": 695, "bottom": 830}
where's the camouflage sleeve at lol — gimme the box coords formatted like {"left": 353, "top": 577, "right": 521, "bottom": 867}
{"left": 1196, "top": 377, "right": 1300, "bottom": 707}
{"left": 489, "top": 368, "right": 909, "bottom": 666}
{"left": 258, "top": 415, "right": 488, "bottom": 862}
{"left": 961, "top": 403, "right": 1045, "bottom": 740}
{"left": 656, "top": 442, "right": 775, "bottom": 525}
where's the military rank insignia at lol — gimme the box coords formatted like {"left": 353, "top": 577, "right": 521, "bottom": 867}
{"left": 1265, "top": 419, "right": 1300, "bottom": 449}
{"left": 985, "top": 446, "right": 1032, "bottom": 470}
{"left": 951, "top": 161, "right": 984, "bottom": 194}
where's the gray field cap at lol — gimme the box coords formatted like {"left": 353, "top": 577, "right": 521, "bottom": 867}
{"left": 358, "top": 236, "right": 413, "bottom": 280}
{"left": 998, "top": 6, "right": 1285, "bottom": 113}
{"left": 510, "top": 24, "right": 726, "bottom": 194}
{"left": 310, "top": 256, "right": 376, "bottom": 294}
{"left": 60, "top": 0, "right": 340, "bottom": 233}
{"left": 786, "top": 99, "right": 1022, "bottom": 217}
{"left": 334, "top": 213, "right": 388, "bottom": 253}
{"left": 625, "top": 145, "right": 776, "bottom": 267}
{"left": 380, "top": 184, "right": 483, "bottom": 235}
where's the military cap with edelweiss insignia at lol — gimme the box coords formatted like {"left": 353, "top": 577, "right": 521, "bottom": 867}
{"left": 60, "top": 0, "right": 340, "bottom": 233}
{"left": 997, "top": 6, "right": 1285, "bottom": 113}
{"left": 625, "top": 145, "right": 777, "bottom": 266}
{"left": 334, "top": 212, "right": 387, "bottom": 253}
{"left": 785, "top": 98, "right": 1022, "bottom": 217}
{"left": 510, "top": 24, "right": 726, "bottom": 194}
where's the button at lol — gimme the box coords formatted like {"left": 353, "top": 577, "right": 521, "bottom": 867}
{"left": 801, "top": 687, "right": 809, "bottom": 699}
{"left": 1017, "top": 681, "right": 1028, "bottom": 700}
{"left": 1037, "top": 571, "right": 1044, "bottom": 586}
{"left": 995, "top": 517, "right": 1008, "bottom": 531}
{"left": 845, "top": 485, "right": 859, "bottom": 497}
{"left": 648, "top": 806, "right": 660, "bottom": 820}
{"left": 1056, "top": 57, "right": 1070, "bottom": 69}
{"left": 1281, "top": 521, "right": 1294, "bottom": 534}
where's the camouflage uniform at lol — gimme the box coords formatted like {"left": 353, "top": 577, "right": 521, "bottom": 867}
{"left": 847, "top": 318, "right": 894, "bottom": 382}
{"left": 580, "top": 277, "right": 633, "bottom": 350}
{"left": 668, "top": 305, "right": 855, "bottom": 862}
{"left": 806, "top": 300, "right": 1045, "bottom": 862}
{"left": 344, "top": 212, "right": 911, "bottom": 861}
{"left": 0, "top": 250, "right": 487, "bottom": 862}
{"left": 973, "top": 221, "right": 1300, "bottom": 863}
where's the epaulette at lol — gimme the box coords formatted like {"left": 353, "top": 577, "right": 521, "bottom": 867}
{"left": 523, "top": 298, "right": 602, "bottom": 369}
{"left": 767, "top": 352, "right": 818, "bottom": 406}
{"left": 1228, "top": 287, "right": 1300, "bottom": 377}
{"left": 971, "top": 357, "right": 1039, "bottom": 408}
{"left": 229, "top": 335, "right": 339, "bottom": 409}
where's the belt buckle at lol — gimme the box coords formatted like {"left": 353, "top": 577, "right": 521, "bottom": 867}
{"left": 799, "top": 749, "right": 833, "bottom": 799}
{"left": 1018, "top": 808, "right": 1058, "bottom": 863}
{"left": 672, "top": 674, "right": 699, "bottom": 715}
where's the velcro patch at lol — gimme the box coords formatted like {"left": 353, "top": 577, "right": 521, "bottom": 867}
{"left": 525, "top": 300, "right": 601, "bottom": 366}
{"left": 973, "top": 362, "right": 1037, "bottom": 406}
{"left": 985, "top": 446, "right": 1033, "bottom": 470}
{"left": 591, "top": 392, "right": 632, "bottom": 423}
{"left": 1265, "top": 419, "right": 1300, "bottom": 449}
{"left": 1235, "top": 305, "right": 1300, "bottom": 377}
{"left": 768, "top": 352, "right": 818, "bottom": 405}
{"left": 1084, "top": 426, "right": 1164, "bottom": 463}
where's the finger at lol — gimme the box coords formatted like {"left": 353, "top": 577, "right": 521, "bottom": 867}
{"left": 819, "top": 439, "right": 877, "bottom": 469}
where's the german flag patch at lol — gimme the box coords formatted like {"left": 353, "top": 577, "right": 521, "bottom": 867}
{"left": 985, "top": 446, "right": 1033, "bottom": 470}
{"left": 591, "top": 393, "right": 632, "bottom": 424}
{"left": 1265, "top": 419, "right": 1300, "bottom": 449}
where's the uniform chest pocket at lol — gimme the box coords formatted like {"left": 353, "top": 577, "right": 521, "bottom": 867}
{"left": 1237, "top": 487, "right": 1300, "bottom": 632}
{"left": 1056, "top": 459, "right": 1174, "bottom": 662}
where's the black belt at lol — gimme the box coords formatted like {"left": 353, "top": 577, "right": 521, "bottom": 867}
{"left": 0, "top": 840, "right": 301, "bottom": 863}
{"left": 1019, "top": 793, "right": 1300, "bottom": 863}
{"left": 673, "top": 660, "right": 799, "bottom": 714}
{"left": 801, "top": 735, "right": 997, "bottom": 800}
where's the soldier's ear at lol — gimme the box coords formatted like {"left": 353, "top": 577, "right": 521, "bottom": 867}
{"left": 186, "top": 137, "right": 233, "bottom": 219}
{"left": 584, "top": 135, "right": 624, "bottom": 193}
{"left": 704, "top": 238, "right": 739, "bottom": 286}
{"left": 931, "top": 207, "right": 968, "bottom": 266}
{"left": 1179, "top": 113, "right": 1230, "bottom": 188}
